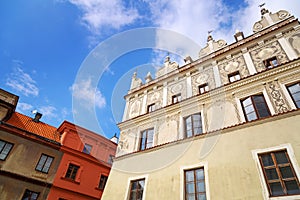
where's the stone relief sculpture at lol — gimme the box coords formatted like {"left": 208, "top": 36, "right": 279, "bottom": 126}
{"left": 129, "top": 99, "right": 141, "bottom": 118}
{"left": 147, "top": 90, "right": 163, "bottom": 108}
{"left": 191, "top": 68, "right": 215, "bottom": 95}
{"left": 155, "top": 56, "right": 179, "bottom": 78}
{"left": 250, "top": 41, "right": 289, "bottom": 72}
{"left": 265, "top": 81, "right": 290, "bottom": 113}
{"left": 218, "top": 55, "right": 249, "bottom": 84}
{"left": 253, "top": 9, "right": 290, "bottom": 33}
{"left": 288, "top": 34, "right": 300, "bottom": 55}
{"left": 167, "top": 81, "right": 187, "bottom": 105}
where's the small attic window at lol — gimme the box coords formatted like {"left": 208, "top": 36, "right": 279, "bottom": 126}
{"left": 147, "top": 103, "right": 156, "bottom": 113}
{"left": 228, "top": 71, "right": 241, "bottom": 83}
{"left": 263, "top": 56, "right": 279, "bottom": 69}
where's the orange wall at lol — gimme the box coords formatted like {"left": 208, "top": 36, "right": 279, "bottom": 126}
{"left": 48, "top": 121, "right": 117, "bottom": 200}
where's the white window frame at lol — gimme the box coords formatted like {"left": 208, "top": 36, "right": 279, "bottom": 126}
{"left": 125, "top": 175, "right": 148, "bottom": 200}
{"left": 252, "top": 144, "right": 300, "bottom": 200}
{"left": 180, "top": 162, "right": 210, "bottom": 200}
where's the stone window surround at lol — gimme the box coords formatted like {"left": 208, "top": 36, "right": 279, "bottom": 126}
{"left": 125, "top": 175, "right": 149, "bottom": 200}
{"left": 180, "top": 162, "right": 210, "bottom": 200}
{"left": 252, "top": 144, "right": 300, "bottom": 200}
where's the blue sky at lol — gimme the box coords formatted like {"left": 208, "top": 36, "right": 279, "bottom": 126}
{"left": 1, "top": 0, "right": 299, "bottom": 139}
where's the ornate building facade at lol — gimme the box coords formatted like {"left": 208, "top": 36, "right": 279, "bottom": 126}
{"left": 103, "top": 7, "right": 300, "bottom": 200}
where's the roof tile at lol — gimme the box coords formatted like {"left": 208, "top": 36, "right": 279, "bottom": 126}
{"left": 6, "top": 112, "right": 60, "bottom": 143}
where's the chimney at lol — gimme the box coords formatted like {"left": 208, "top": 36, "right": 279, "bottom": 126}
{"left": 33, "top": 112, "right": 42, "bottom": 122}
{"left": 234, "top": 30, "right": 245, "bottom": 42}
{"left": 110, "top": 133, "right": 118, "bottom": 144}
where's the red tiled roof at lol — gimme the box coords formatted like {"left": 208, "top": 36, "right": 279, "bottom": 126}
{"left": 6, "top": 112, "right": 60, "bottom": 143}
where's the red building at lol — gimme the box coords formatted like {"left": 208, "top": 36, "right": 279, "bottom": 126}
{"left": 47, "top": 121, "right": 117, "bottom": 200}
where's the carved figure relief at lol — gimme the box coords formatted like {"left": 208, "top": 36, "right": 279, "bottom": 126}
{"left": 168, "top": 81, "right": 186, "bottom": 104}
{"left": 250, "top": 41, "right": 289, "bottom": 72}
{"left": 288, "top": 34, "right": 300, "bottom": 55}
{"left": 191, "top": 68, "right": 215, "bottom": 96}
{"left": 265, "top": 81, "right": 290, "bottom": 113}
{"left": 129, "top": 99, "right": 141, "bottom": 118}
{"left": 147, "top": 90, "right": 163, "bottom": 108}
{"left": 218, "top": 55, "right": 249, "bottom": 85}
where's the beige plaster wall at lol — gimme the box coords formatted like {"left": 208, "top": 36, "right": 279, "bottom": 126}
{"left": 103, "top": 112, "right": 300, "bottom": 200}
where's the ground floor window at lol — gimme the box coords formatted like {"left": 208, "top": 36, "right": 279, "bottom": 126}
{"left": 184, "top": 168, "right": 207, "bottom": 200}
{"left": 129, "top": 179, "right": 145, "bottom": 200}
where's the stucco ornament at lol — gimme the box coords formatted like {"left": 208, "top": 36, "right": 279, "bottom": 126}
{"left": 224, "top": 61, "right": 239, "bottom": 72}
{"left": 129, "top": 100, "right": 141, "bottom": 118}
{"left": 257, "top": 48, "right": 274, "bottom": 59}
{"left": 171, "top": 83, "right": 183, "bottom": 94}
{"left": 196, "top": 74, "right": 209, "bottom": 84}
{"left": 289, "top": 34, "right": 300, "bottom": 55}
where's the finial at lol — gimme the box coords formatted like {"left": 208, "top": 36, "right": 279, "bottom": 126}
{"left": 259, "top": 3, "right": 269, "bottom": 15}
{"left": 207, "top": 30, "right": 213, "bottom": 42}
{"left": 164, "top": 55, "right": 170, "bottom": 63}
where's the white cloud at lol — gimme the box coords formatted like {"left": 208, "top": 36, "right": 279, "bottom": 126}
{"left": 17, "top": 102, "right": 33, "bottom": 112}
{"left": 70, "top": 78, "right": 106, "bottom": 109}
{"left": 231, "top": 0, "right": 300, "bottom": 38}
{"left": 68, "top": 0, "right": 139, "bottom": 34}
{"left": 6, "top": 65, "right": 39, "bottom": 97}
{"left": 143, "top": 0, "right": 300, "bottom": 61}
{"left": 39, "top": 105, "right": 58, "bottom": 119}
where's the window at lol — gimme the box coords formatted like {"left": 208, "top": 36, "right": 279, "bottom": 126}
{"left": 139, "top": 128, "right": 154, "bottom": 150}
{"left": 258, "top": 150, "right": 300, "bottom": 197}
{"left": 228, "top": 71, "right": 241, "bottom": 83}
{"left": 129, "top": 179, "right": 145, "bottom": 200}
{"left": 21, "top": 189, "right": 39, "bottom": 200}
{"left": 98, "top": 175, "right": 108, "bottom": 190}
{"left": 184, "top": 168, "right": 207, "bottom": 200}
{"left": 241, "top": 94, "right": 270, "bottom": 122}
{"left": 82, "top": 143, "right": 92, "bottom": 154}
{"left": 184, "top": 113, "right": 203, "bottom": 138}
{"left": 198, "top": 83, "right": 209, "bottom": 94}
{"left": 0, "top": 139, "right": 13, "bottom": 160}
{"left": 287, "top": 82, "right": 300, "bottom": 108}
{"left": 35, "top": 154, "right": 54, "bottom": 173}
{"left": 65, "top": 163, "right": 79, "bottom": 180}
{"left": 264, "top": 56, "right": 279, "bottom": 69}
{"left": 147, "top": 103, "right": 155, "bottom": 113}
{"left": 172, "top": 93, "right": 182, "bottom": 104}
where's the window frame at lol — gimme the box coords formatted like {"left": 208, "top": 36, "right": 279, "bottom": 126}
{"left": 98, "top": 174, "right": 108, "bottom": 190}
{"left": 139, "top": 128, "right": 154, "bottom": 151}
{"left": 241, "top": 94, "right": 271, "bottom": 122}
{"left": 0, "top": 139, "right": 14, "bottom": 161}
{"left": 21, "top": 189, "right": 40, "bottom": 200}
{"left": 258, "top": 150, "right": 300, "bottom": 197}
{"left": 172, "top": 93, "right": 182, "bottom": 104}
{"left": 65, "top": 163, "right": 80, "bottom": 181}
{"left": 286, "top": 82, "right": 300, "bottom": 109}
{"left": 128, "top": 178, "right": 146, "bottom": 200}
{"left": 228, "top": 71, "right": 241, "bottom": 83}
{"left": 184, "top": 113, "right": 203, "bottom": 138}
{"left": 198, "top": 83, "right": 209, "bottom": 94}
{"left": 147, "top": 103, "right": 156, "bottom": 113}
{"left": 180, "top": 162, "right": 210, "bottom": 200}
{"left": 263, "top": 56, "right": 279, "bottom": 69}
{"left": 184, "top": 167, "right": 207, "bottom": 200}
{"left": 252, "top": 144, "right": 300, "bottom": 200}
{"left": 35, "top": 153, "right": 54, "bottom": 173}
